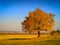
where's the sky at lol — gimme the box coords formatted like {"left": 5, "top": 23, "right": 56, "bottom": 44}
{"left": 0, "top": 0, "right": 60, "bottom": 32}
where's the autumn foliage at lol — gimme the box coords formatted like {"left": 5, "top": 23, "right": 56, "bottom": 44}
{"left": 22, "top": 8, "right": 54, "bottom": 33}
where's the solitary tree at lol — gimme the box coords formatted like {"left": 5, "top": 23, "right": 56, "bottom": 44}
{"left": 21, "top": 8, "right": 55, "bottom": 37}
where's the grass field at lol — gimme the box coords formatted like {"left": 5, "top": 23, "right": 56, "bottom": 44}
{"left": 0, "top": 33, "right": 60, "bottom": 45}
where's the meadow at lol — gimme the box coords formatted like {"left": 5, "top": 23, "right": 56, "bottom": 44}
{"left": 0, "top": 33, "right": 60, "bottom": 45}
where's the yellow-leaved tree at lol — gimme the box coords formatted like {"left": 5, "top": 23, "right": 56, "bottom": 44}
{"left": 21, "top": 8, "right": 55, "bottom": 37}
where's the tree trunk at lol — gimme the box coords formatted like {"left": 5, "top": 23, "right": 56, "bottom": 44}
{"left": 50, "top": 31, "right": 54, "bottom": 35}
{"left": 38, "top": 31, "right": 40, "bottom": 37}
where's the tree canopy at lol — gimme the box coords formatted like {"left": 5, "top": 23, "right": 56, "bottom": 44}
{"left": 22, "top": 8, "right": 55, "bottom": 33}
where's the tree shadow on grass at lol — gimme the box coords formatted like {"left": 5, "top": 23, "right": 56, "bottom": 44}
{"left": 8, "top": 38, "right": 31, "bottom": 40}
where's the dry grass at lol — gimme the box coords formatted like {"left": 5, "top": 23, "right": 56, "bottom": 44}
{"left": 0, "top": 33, "right": 60, "bottom": 45}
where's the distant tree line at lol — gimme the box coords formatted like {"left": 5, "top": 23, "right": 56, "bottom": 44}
{"left": 51, "top": 29, "right": 60, "bottom": 35}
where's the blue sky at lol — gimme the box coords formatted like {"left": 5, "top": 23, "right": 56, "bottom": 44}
{"left": 0, "top": 0, "right": 60, "bottom": 31}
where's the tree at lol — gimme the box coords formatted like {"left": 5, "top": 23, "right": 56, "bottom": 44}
{"left": 56, "top": 29, "right": 60, "bottom": 33}
{"left": 21, "top": 8, "right": 55, "bottom": 37}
